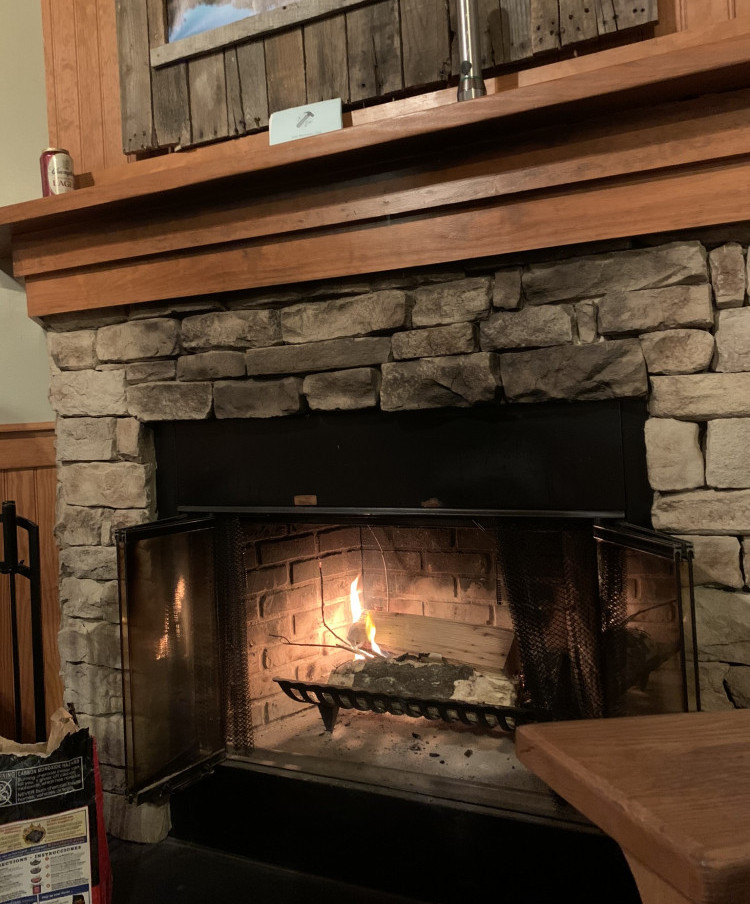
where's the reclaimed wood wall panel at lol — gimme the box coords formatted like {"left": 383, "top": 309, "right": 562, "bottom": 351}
{"left": 347, "top": 0, "right": 403, "bottom": 101}
{"left": 115, "top": 0, "right": 660, "bottom": 156}
{"left": 265, "top": 30, "right": 307, "bottom": 113}
{"left": 0, "top": 425, "right": 61, "bottom": 743}
{"left": 189, "top": 54, "right": 230, "bottom": 145}
{"left": 305, "top": 16, "right": 350, "bottom": 103}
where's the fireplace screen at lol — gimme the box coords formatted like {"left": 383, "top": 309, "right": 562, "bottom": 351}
{"left": 117, "top": 512, "right": 698, "bottom": 805}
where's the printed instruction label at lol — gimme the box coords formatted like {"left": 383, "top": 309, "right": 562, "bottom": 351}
{"left": 0, "top": 806, "right": 91, "bottom": 904}
{"left": 0, "top": 759, "right": 84, "bottom": 808}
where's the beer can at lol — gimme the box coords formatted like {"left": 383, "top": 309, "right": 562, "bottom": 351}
{"left": 40, "top": 148, "right": 75, "bottom": 196}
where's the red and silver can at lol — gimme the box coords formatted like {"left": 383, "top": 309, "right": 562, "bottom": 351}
{"left": 40, "top": 147, "right": 75, "bottom": 196}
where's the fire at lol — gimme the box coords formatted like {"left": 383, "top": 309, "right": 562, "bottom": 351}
{"left": 349, "top": 575, "right": 383, "bottom": 658}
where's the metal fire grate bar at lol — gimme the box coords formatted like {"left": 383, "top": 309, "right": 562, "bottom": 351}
{"left": 274, "top": 678, "right": 546, "bottom": 732}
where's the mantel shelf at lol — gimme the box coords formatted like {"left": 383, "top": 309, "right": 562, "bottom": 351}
{"left": 6, "top": 16, "right": 750, "bottom": 318}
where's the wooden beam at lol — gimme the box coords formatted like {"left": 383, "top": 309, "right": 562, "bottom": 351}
{"left": 22, "top": 154, "right": 750, "bottom": 317}
{"left": 6, "top": 16, "right": 750, "bottom": 234}
{"left": 12, "top": 91, "right": 750, "bottom": 278}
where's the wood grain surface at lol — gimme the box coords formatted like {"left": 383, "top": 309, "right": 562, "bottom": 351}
{"left": 516, "top": 711, "right": 750, "bottom": 903}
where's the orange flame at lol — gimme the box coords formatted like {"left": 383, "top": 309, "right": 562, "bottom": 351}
{"left": 350, "top": 575, "right": 382, "bottom": 657}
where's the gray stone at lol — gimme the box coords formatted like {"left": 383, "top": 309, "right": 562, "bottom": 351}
{"left": 77, "top": 714, "right": 125, "bottom": 766}
{"left": 479, "top": 306, "right": 573, "bottom": 350}
{"left": 392, "top": 323, "right": 476, "bottom": 360}
{"left": 127, "top": 382, "right": 212, "bottom": 421}
{"left": 653, "top": 489, "right": 750, "bottom": 534}
{"left": 103, "top": 794, "right": 170, "bottom": 843}
{"left": 411, "top": 277, "right": 491, "bottom": 327}
{"left": 245, "top": 337, "right": 391, "bottom": 375}
{"left": 650, "top": 373, "right": 750, "bottom": 420}
{"left": 96, "top": 319, "right": 179, "bottom": 362}
{"left": 116, "top": 418, "right": 145, "bottom": 459}
{"left": 644, "top": 419, "right": 704, "bottom": 491}
{"left": 56, "top": 506, "right": 105, "bottom": 548}
{"left": 47, "top": 330, "right": 96, "bottom": 370}
{"left": 639, "top": 329, "right": 714, "bottom": 375}
{"left": 715, "top": 308, "right": 750, "bottom": 372}
{"left": 58, "top": 619, "right": 121, "bottom": 668}
{"left": 709, "top": 243, "right": 746, "bottom": 308}
{"left": 181, "top": 309, "right": 281, "bottom": 350}
{"left": 60, "top": 462, "right": 152, "bottom": 509}
{"left": 706, "top": 419, "right": 750, "bottom": 488}
{"left": 281, "top": 290, "right": 409, "bottom": 344}
{"left": 60, "top": 578, "right": 119, "bottom": 621}
{"left": 99, "top": 765, "right": 127, "bottom": 795}
{"left": 214, "top": 378, "right": 303, "bottom": 418}
{"left": 380, "top": 353, "right": 501, "bottom": 411}
{"left": 100, "top": 509, "right": 151, "bottom": 545}
{"left": 492, "top": 268, "right": 522, "bottom": 310}
{"left": 303, "top": 368, "right": 381, "bottom": 411}
{"left": 675, "top": 536, "right": 743, "bottom": 589}
{"left": 500, "top": 339, "right": 647, "bottom": 402}
{"left": 62, "top": 663, "right": 122, "bottom": 714}
{"left": 726, "top": 665, "right": 750, "bottom": 707}
{"left": 744, "top": 538, "right": 750, "bottom": 587}
{"left": 56, "top": 417, "right": 116, "bottom": 461}
{"left": 575, "top": 301, "right": 598, "bottom": 343}
{"left": 125, "top": 360, "right": 176, "bottom": 384}
{"left": 597, "top": 285, "right": 713, "bottom": 336}
{"left": 522, "top": 242, "right": 708, "bottom": 304}
{"left": 694, "top": 585, "right": 750, "bottom": 663}
{"left": 59, "top": 546, "right": 119, "bottom": 580}
{"left": 43, "top": 309, "right": 126, "bottom": 332}
{"left": 699, "top": 662, "right": 734, "bottom": 711}
{"left": 176, "top": 351, "right": 246, "bottom": 381}
{"left": 50, "top": 370, "right": 128, "bottom": 416}
{"left": 128, "top": 298, "right": 221, "bottom": 319}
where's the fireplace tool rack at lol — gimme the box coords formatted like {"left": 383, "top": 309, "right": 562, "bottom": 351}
{"left": 0, "top": 500, "right": 45, "bottom": 742}
{"left": 273, "top": 677, "right": 546, "bottom": 732}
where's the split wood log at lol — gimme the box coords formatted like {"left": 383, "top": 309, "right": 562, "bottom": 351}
{"left": 358, "top": 611, "right": 514, "bottom": 672}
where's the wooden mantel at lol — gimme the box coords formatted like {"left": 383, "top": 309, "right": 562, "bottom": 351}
{"left": 8, "top": 17, "right": 750, "bottom": 318}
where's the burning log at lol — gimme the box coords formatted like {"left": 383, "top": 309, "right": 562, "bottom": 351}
{"left": 347, "top": 610, "right": 515, "bottom": 673}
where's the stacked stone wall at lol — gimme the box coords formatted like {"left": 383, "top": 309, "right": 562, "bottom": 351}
{"left": 44, "top": 237, "right": 750, "bottom": 838}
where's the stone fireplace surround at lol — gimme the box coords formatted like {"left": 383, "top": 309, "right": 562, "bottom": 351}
{"left": 44, "top": 234, "right": 750, "bottom": 840}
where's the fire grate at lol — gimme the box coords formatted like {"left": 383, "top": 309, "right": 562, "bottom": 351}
{"left": 274, "top": 677, "right": 546, "bottom": 732}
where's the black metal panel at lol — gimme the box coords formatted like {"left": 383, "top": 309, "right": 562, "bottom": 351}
{"left": 154, "top": 400, "right": 650, "bottom": 521}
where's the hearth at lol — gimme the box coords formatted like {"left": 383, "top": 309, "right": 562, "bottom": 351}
{"left": 115, "top": 402, "right": 699, "bottom": 831}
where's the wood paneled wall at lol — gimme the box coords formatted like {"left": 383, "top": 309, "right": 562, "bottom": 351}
{"left": 0, "top": 423, "right": 62, "bottom": 742}
{"left": 40, "top": 0, "right": 126, "bottom": 175}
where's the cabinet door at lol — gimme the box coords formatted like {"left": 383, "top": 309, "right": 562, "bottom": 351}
{"left": 118, "top": 516, "right": 224, "bottom": 801}
{"left": 594, "top": 523, "right": 699, "bottom": 717}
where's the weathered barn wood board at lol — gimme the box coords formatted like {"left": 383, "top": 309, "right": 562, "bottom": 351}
{"left": 115, "top": 0, "right": 155, "bottom": 152}
{"left": 113, "top": 0, "right": 661, "bottom": 156}
{"left": 304, "top": 15, "right": 350, "bottom": 103}
{"left": 265, "top": 29, "right": 307, "bottom": 114}
{"left": 347, "top": 0, "right": 403, "bottom": 101}
{"left": 236, "top": 41, "right": 270, "bottom": 131}
{"left": 402, "top": 0, "right": 452, "bottom": 86}
{"left": 559, "top": 0, "right": 599, "bottom": 45}
{"left": 189, "top": 54, "right": 229, "bottom": 145}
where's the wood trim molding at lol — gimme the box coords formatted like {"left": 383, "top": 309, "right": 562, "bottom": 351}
{"left": 7, "top": 18, "right": 750, "bottom": 317}
{"left": 0, "top": 424, "right": 56, "bottom": 471}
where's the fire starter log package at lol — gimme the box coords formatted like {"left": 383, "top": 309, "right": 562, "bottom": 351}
{"left": 0, "top": 709, "right": 111, "bottom": 904}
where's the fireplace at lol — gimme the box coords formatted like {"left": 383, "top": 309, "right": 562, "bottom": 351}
{"left": 115, "top": 400, "right": 698, "bottom": 806}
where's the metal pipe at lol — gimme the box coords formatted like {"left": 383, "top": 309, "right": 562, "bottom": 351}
{"left": 456, "top": 0, "right": 487, "bottom": 101}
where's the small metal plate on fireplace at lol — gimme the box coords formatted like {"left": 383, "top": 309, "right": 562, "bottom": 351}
{"left": 274, "top": 677, "right": 545, "bottom": 733}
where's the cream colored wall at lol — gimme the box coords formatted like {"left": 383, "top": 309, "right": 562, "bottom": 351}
{"left": 0, "top": 0, "right": 54, "bottom": 424}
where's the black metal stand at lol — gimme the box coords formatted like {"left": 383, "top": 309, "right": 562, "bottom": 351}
{"left": 1, "top": 500, "right": 46, "bottom": 742}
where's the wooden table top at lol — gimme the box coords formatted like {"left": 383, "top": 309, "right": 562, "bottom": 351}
{"left": 516, "top": 711, "right": 750, "bottom": 904}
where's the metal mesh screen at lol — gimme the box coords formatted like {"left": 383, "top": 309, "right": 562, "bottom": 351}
{"left": 496, "top": 524, "right": 606, "bottom": 720}
{"left": 215, "top": 517, "right": 254, "bottom": 755}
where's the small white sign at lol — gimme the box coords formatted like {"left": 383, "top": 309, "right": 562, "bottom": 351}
{"left": 269, "top": 98, "right": 343, "bottom": 146}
